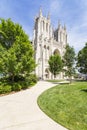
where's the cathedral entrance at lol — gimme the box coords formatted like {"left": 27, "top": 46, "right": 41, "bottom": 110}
{"left": 53, "top": 49, "right": 60, "bottom": 55}
{"left": 45, "top": 68, "right": 49, "bottom": 79}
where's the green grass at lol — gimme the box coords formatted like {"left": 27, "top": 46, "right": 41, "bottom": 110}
{"left": 46, "top": 79, "right": 65, "bottom": 83}
{"left": 37, "top": 82, "right": 87, "bottom": 130}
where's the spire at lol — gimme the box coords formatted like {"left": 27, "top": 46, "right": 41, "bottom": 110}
{"left": 58, "top": 20, "right": 61, "bottom": 29}
{"left": 39, "top": 6, "right": 42, "bottom": 17}
{"left": 64, "top": 24, "right": 66, "bottom": 30}
{"left": 47, "top": 12, "right": 50, "bottom": 19}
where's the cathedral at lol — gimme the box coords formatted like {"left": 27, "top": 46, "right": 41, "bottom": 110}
{"left": 33, "top": 8, "right": 67, "bottom": 80}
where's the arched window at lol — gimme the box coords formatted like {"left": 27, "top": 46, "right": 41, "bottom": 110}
{"left": 39, "top": 44, "right": 42, "bottom": 58}
{"left": 44, "top": 45, "right": 46, "bottom": 49}
{"left": 47, "top": 46, "right": 49, "bottom": 50}
{"left": 44, "top": 45, "right": 47, "bottom": 59}
{"left": 47, "top": 46, "right": 50, "bottom": 59}
{"left": 46, "top": 23, "right": 48, "bottom": 32}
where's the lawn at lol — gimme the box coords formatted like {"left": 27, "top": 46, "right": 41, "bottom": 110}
{"left": 37, "top": 81, "right": 87, "bottom": 130}
{"left": 46, "top": 79, "right": 65, "bottom": 83}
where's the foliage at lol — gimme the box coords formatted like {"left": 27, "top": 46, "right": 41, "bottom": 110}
{"left": 0, "top": 44, "right": 6, "bottom": 73}
{"left": 0, "top": 73, "right": 37, "bottom": 94}
{"left": 77, "top": 43, "right": 87, "bottom": 74}
{"left": 27, "top": 74, "right": 38, "bottom": 84}
{"left": 0, "top": 18, "right": 36, "bottom": 82}
{"left": 0, "top": 18, "right": 29, "bottom": 49}
{"left": 0, "top": 18, "right": 37, "bottom": 94}
{"left": 63, "top": 44, "right": 76, "bottom": 81}
{"left": 19, "top": 81, "right": 29, "bottom": 89}
{"left": 0, "top": 84, "right": 12, "bottom": 94}
{"left": 11, "top": 83, "right": 22, "bottom": 91}
{"left": 48, "top": 54, "right": 63, "bottom": 78}
{"left": 38, "top": 81, "right": 87, "bottom": 130}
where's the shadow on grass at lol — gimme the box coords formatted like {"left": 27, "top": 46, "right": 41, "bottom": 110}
{"left": 76, "top": 80, "right": 87, "bottom": 82}
{"left": 81, "top": 89, "right": 87, "bottom": 92}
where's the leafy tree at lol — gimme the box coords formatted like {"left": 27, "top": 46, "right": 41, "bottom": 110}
{"left": 0, "top": 18, "right": 29, "bottom": 49}
{"left": 77, "top": 43, "right": 87, "bottom": 75}
{"left": 0, "top": 44, "right": 6, "bottom": 73}
{"left": 63, "top": 44, "right": 75, "bottom": 82}
{"left": 0, "top": 18, "right": 36, "bottom": 82}
{"left": 48, "top": 54, "right": 63, "bottom": 78}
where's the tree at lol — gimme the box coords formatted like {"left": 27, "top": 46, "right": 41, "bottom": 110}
{"left": 63, "top": 44, "right": 75, "bottom": 82}
{"left": 77, "top": 43, "right": 87, "bottom": 75}
{"left": 0, "top": 44, "right": 6, "bottom": 73}
{"left": 0, "top": 18, "right": 36, "bottom": 82}
{"left": 0, "top": 18, "right": 29, "bottom": 49}
{"left": 48, "top": 54, "right": 63, "bottom": 78}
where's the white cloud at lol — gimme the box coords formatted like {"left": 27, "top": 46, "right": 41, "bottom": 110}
{"left": 68, "top": 24, "right": 87, "bottom": 53}
{"left": 67, "top": 0, "right": 87, "bottom": 52}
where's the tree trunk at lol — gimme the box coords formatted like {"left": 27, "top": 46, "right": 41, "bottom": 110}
{"left": 12, "top": 74, "right": 15, "bottom": 82}
{"left": 54, "top": 74, "right": 56, "bottom": 80}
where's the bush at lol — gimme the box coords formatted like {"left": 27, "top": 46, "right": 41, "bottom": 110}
{"left": 0, "top": 81, "right": 2, "bottom": 85}
{"left": 8, "top": 75, "right": 25, "bottom": 82}
{"left": 27, "top": 74, "right": 37, "bottom": 85}
{"left": 0, "top": 74, "right": 37, "bottom": 95}
{"left": 11, "top": 83, "right": 22, "bottom": 91}
{"left": 0, "top": 85, "right": 11, "bottom": 94}
{"left": 20, "top": 74, "right": 37, "bottom": 89}
{"left": 19, "top": 81, "right": 29, "bottom": 90}
{"left": 0, "top": 86, "right": 3, "bottom": 94}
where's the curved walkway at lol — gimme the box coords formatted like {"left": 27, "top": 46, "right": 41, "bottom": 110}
{"left": 0, "top": 81, "right": 67, "bottom": 130}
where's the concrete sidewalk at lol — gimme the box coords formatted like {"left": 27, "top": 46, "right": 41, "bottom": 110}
{"left": 0, "top": 81, "right": 67, "bottom": 130}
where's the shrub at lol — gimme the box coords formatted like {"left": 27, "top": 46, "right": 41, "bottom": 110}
{"left": 0, "top": 82, "right": 2, "bottom": 85}
{"left": 0, "top": 85, "right": 11, "bottom": 94}
{"left": 19, "top": 81, "right": 29, "bottom": 90}
{"left": 20, "top": 74, "right": 37, "bottom": 89}
{"left": 11, "top": 83, "right": 22, "bottom": 91}
{"left": 0, "top": 86, "right": 3, "bottom": 94}
{"left": 3, "top": 85, "right": 12, "bottom": 93}
{"left": 27, "top": 74, "right": 37, "bottom": 85}
{"left": 0, "top": 74, "right": 37, "bottom": 95}
{"left": 7, "top": 75, "right": 25, "bottom": 82}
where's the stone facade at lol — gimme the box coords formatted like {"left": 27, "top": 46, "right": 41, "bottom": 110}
{"left": 33, "top": 9, "right": 67, "bottom": 80}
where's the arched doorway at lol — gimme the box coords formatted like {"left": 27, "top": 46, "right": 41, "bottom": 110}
{"left": 53, "top": 49, "right": 60, "bottom": 55}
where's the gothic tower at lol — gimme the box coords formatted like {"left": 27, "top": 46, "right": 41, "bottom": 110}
{"left": 33, "top": 9, "right": 67, "bottom": 80}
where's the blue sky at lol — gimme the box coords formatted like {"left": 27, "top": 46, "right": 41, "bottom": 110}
{"left": 0, "top": 0, "right": 87, "bottom": 52}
